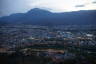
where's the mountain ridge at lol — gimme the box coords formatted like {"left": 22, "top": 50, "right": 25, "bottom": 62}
{"left": 0, "top": 8, "right": 96, "bottom": 25}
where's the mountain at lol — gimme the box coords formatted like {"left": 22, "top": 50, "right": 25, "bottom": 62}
{"left": 0, "top": 8, "right": 96, "bottom": 25}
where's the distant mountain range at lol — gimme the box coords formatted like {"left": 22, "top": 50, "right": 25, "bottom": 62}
{"left": 0, "top": 8, "right": 96, "bottom": 25}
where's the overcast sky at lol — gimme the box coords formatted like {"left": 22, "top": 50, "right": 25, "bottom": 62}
{"left": 0, "top": 0, "right": 96, "bottom": 17}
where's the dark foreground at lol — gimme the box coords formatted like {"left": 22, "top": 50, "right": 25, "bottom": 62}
{"left": 0, "top": 25, "right": 96, "bottom": 64}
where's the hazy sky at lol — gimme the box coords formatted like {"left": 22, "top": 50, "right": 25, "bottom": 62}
{"left": 0, "top": 0, "right": 96, "bottom": 17}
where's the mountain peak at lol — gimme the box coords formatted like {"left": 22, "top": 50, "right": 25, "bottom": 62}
{"left": 27, "top": 8, "right": 51, "bottom": 14}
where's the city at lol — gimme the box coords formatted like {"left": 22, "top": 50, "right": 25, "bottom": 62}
{"left": 0, "top": 25, "right": 96, "bottom": 64}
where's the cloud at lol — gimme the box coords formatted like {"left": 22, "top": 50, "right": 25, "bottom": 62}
{"left": 92, "top": 1, "right": 96, "bottom": 4}
{"left": 75, "top": 5, "right": 85, "bottom": 7}
{"left": 29, "top": 0, "right": 96, "bottom": 12}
